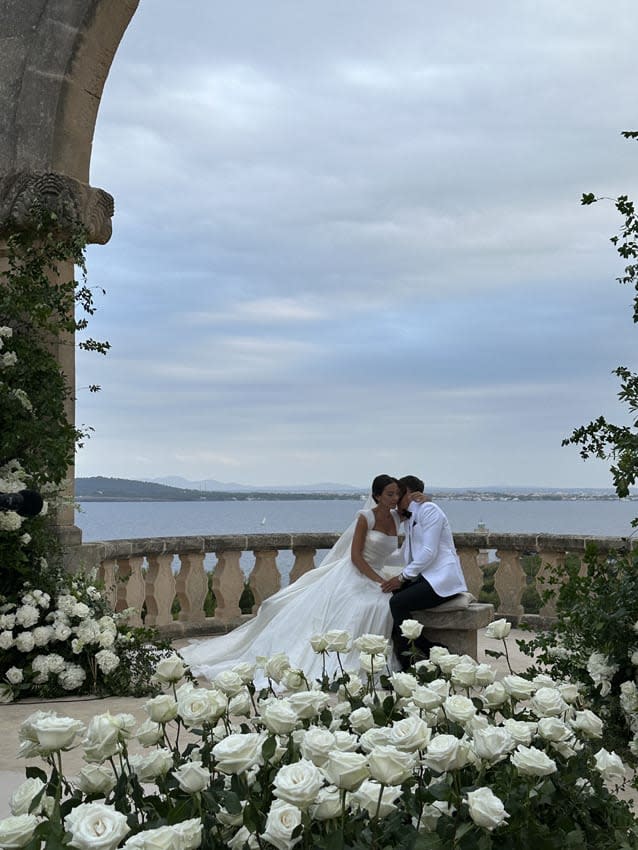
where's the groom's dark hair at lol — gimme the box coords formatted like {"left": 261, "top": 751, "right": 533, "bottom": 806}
{"left": 399, "top": 475, "right": 424, "bottom": 493}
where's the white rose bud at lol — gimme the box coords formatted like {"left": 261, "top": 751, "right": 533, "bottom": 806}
{"left": 299, "top": 727, "right": 336, "bottom": 766}
{"left": 75, "top": 765, "right": 116, "bottom": 796}
{"left": 214, "top": 670, "right": 245, "bottom": 697}
{"left": 135, "top": 719, "right": 163, "bottom": 747}
{"left": 213, "top": 732, "right": 264, "bottom": 774}
{"left": 484, "top": 618, "right": 511, "bottom": 640}
{"left": 594, "top": 748, "right": 627, "bottom": 785}
{"left": 144, "top": 694, "right": 178, "bottom": 724}
{"left": 389, "top": 672, "right": 418, "bottom": 697}
{"left": 353, "top": 634, "right": 388, "bottom": 655}
{"left": 368, "top": 745, "right": 416, "bottom": 785}
{"left": 349, "top": 707, "right": 375, "bottom": 733}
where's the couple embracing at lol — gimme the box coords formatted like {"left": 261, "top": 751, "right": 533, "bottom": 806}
{"left": 181, "top": 473, "right": 468, "bottom": 684}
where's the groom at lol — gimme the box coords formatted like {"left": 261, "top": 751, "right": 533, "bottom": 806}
{"left": 380, "top": 475, "right": 468, "bottom": 669}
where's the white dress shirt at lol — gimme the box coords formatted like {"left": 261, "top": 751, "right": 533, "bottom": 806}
{"left": 401, "top": 500, "right": 468, "bottom": 597}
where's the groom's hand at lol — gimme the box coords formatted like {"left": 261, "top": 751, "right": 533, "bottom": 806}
{"left": 381, "top": 576, "right": 402, "bottom": 593}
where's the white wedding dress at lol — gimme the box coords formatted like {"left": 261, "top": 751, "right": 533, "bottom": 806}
{"left": 181, "top": 506, "right": 402, "bottom": 685}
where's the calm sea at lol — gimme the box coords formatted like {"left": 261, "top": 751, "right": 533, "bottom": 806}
{"left": 75, "top": 498, "right": 638, "bottom": 542}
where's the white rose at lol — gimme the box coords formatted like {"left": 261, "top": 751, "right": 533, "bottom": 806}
{"left": 411, "top": 684, "right": 446, "bottom": 711}
{"left": 389, "top": 672, "right": 418, "bottom": 697}
{"left": 213, "top": 732, "right": 264, "bottom": 774}
{"left": 0, "top": 631, "right": 14, "bottom": 650}
{"left": 310, "top": 634, "right": 329, "bottom": 652}
{"left": 287, "top": 691, "right": 330, "bottom": 720}
{"left": 177, "top": 687, "right": 227, "bottom": 727}
{"left": 174, "top": 762, "right": 211, "bottom": 794}
{"left": 359, "top": 727, "right": 393, "bottom": 753}
{"left": 136, "top": 748, "right": 173, "bottom": 781}
{"left": 144, "top": 694, "right": 178, "bottom": 724}
{"left": 228, "top": 691, "right": 252, "bottom": 717}
{"left": 531, "top": 687, "right": 568, "bottom": 718}
{"left": 339, "top": 673, "right": 364, "bottom": 698}
{"left": 261, "top": 653, "right": 291, "bottom": 683}
{"left": 474, "top": 664, "right": 496, "bottom": 687}
{"left": 594, "top": 748, "right": 626, "bottom": 785}
{"left": 9, "top": 777, "right": 46, "bottom": 815}
{"left": 351, "top": 780, "right": 402, "bottom": 818}
{"left": 466, "top": 787, "right": 509, "bottom": 831}
{"left": 0, "top": 814, "right": 39, "bottom": 849}
{"left": 423, "top": 734, "right": 467, "bottom": 772}
{"left": 213, "top": 670, "right": 244, "bottom": 696}
{"left": 83, "top": 713, "right": 135, "bottom": 762}
{"left": 322, "top": 751, "right": 369, "bottom": 790}
{"left": 15, "top": 632, "right": 35, "bottom": 653}
{"left": 261, "top": 800, "right": 302, "bottom": 850}
{"left": 537, "top": 717, "right": 573, "bottom": 743}
{"left": 587, "top": 652, "right": 618, "bottom": 695}
{"left": 502, "top": 675, "right": 536, "bottom": 701}
{"left": 510, "top": 745, "right": 557, "bottom": 776}
{"left": 75, "top": 764, "right": 116, "bottom": 796}
{"left": 25, "top": 712, "right": 85, "bottom": 753}
{"left": 570, "top": 709, "right": 604, "bottom": 739}
{"left": 333, "top": 731, "right": 359, "bottom": 752}
{"left": 368, "top": 745, "right": 416, "bottom": 785}
{"left": 450, "top": 660, "right": 478, "bottom": 688}
{"left": 444, "top": 695, "right": 476, "bottom": 726}
{"left": 313, "top": 629, "right": 349, "bottom": 653}
{"left": 281, "top": 668, "right": 307, "bottom": 692}
{"left": 273, "top": 759, "right": 325, "bottom": 809}
{"left": 231, "top": 662, "right": 255, "bottom": 684}
{"left": 484, "top": 618, "right": 511, "bottom": 640}
{"left": 353, "top": 634, "right": 388, "bottom": 655}
{"left": 261, "top": 699, "right": 299, "bottom": 734}
{"left": 471, "top": 727, "right": 515, "bottom": 764}
{"left": 6, "top": 667, "right": 23, "bottom": 685}
{"left": 310, "top": 786, "right": 343, "bottom": 820}
{"left": 558, "top": 682, "right": 580, "bottom": 703}
{"left": 388, "top": 716, "right": 431, "bottom": 752}
{"left": 434, "top": 652, "right": 462, "bottom": 676}
{"left": 399, "top": 619, "right": 424, "bottom": 640}
{"left": 359, "top": 653, "right": 388, "bottom": 675}
{"left": 299, "top": 727, "right": 336, "bottom": 766}
{"left": 349, "top": 707, "right": 375, "bottom": 733}
{"left": 228, "top": 827, "right": 258, "bottom": 850}
{"left": 503, "top": 719, "right": 537, "bottom": 746}
{"left": 123, "top": 819, "right": 202, "bottom": 850}
{"left": 65, "top": 802, "right": 130, "bottom": 850}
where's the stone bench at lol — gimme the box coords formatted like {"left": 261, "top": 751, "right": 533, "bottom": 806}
{"left": 413, "top": 602, "right": 495, "bottom": 659}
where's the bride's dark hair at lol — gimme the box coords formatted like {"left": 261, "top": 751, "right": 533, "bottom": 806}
{"left": 371, "top": 474, "right": 399, "bottom": 503}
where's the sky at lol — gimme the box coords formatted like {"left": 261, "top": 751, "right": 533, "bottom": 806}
{"left": 76, "top": 0, "right": 637, "bottom": 490}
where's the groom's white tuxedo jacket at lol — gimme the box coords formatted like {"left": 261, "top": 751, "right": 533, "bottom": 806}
{"left": 399, "top": 500, "right": 468, "bottom": 597}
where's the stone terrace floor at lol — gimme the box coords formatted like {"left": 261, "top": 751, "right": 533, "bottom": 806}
{"left": 0, "top": 628, "right": 546, "bottom": 815}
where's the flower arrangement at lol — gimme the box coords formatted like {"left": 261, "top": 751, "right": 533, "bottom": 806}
{"left": 0, "top": 570, "right": 174, "bottom": 702}
{"left": 2, "top": 622, "right": 637, "bottom": 850}
{"left": 518, "top": 543, "right": 638, "bottom": 765}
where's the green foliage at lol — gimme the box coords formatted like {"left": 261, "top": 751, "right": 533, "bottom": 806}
{"left": 518, "top": 543, "right": 638, "bottom": 761}
{"left": 562, "top": 133, "right": 638, "bottom": 504}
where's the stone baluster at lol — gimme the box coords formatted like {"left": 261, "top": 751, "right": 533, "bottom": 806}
{"left": 457, "top": 548, "right": 485, "bottom": 599}
{"left": 97, "top": 558, "right": 118, "bottom": 610}
{"left": 175, "top": 552, "right": 208, "bottom": 624}
{"left": 211, "top": 549, "right": 245, "bottom": 622}
{"left": 494, "top": 549, "right": 526, "bottom": 617}
{"left": 290, "top": 547, "right": 316, "bottom": 583}
{"left": 115, "top": 556, "right": 146, "bottom": 626}
{"left": 145, "top": 553, "right": 177, "bottom": 627}
{"left": 250, "top": 549, "right": 281, "bottom": 611}
{"left": 537, "top": 553, "right": 566, "bottom": 619}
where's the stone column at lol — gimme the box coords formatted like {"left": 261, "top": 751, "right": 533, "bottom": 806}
{"left": 0, "top": 172, "right": 114, "bottom": 565}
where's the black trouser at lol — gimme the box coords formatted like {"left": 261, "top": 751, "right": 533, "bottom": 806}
{"left": 389, "top": 576, "right": 453, "bottom": 670}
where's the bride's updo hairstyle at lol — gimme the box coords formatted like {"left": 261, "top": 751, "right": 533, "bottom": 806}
{"left": 371, "top": 474, "right": 399, "bottom": 503}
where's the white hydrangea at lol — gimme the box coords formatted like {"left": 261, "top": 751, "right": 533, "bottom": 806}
{"left": 15, "top": 632, "right": 35, "bottom": 653}
{"left": 0, "top": 511, "right": 23, "bottom": 531}
{"left": 95, "top": 650, "right": 120, "bottom": 675}
{"left": 0, "top": 613, "right": 16, "bottom": 630}
{"left": 15, "top": 605, "right": 40, "bottom": 629}
{"left": 59, "top": 663, "right": 86, "bottom": 691}
{"left": 10, "top": 389, "right": 33, "bottom": 412}
{"left": 6, "top": 667, "right": 23, "bottom": 685}
{"left": 1, "top": 351, "right": 17, "bottom": 368}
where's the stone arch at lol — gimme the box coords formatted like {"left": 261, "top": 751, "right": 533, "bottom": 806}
{"left": 0, "top": 0, "right": 141, "bottom": 553}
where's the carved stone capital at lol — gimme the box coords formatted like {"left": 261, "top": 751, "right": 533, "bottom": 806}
{"left": 0, "top": 171, "right": 114, "bottom": 244}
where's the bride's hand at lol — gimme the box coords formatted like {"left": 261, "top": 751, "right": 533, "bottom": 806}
{"left": 410, "top": 492, "right": 431, "bottom": 503}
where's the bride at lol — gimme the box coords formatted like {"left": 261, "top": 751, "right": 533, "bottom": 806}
{"left": 180, "top": 474, "right": 404, "bottom": 684}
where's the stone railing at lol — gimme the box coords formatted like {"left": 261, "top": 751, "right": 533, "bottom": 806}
{"left": 78, "top": 531, "right": 634, "bottom": 638}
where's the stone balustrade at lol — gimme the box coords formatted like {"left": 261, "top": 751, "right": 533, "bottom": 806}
{"left": 78, "top": 531, "right": 634, "bottom": 638}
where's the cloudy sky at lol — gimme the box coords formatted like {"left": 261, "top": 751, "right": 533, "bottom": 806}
{"left": 76, "top": 0, "right": 637, "bottom": 489}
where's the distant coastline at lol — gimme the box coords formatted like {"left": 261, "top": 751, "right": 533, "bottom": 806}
{"left": 75, "top": 476, "right": 636, "bottom": 503}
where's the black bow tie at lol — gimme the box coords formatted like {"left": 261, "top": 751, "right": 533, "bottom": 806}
{"left": 403, "top": 510, "right": 412, "bottom": 520}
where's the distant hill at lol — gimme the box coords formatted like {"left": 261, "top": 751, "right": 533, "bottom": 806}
{"left": 75, "top": 477, "right": 363, "bottom": 502}
{"left": 148, "top": 476, "right": 363, "bottom": 494}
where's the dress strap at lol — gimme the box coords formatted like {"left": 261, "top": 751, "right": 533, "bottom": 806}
{"left": 358, "top": 509, "right": 376, "bottom": 529}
